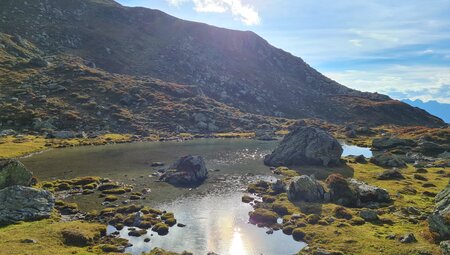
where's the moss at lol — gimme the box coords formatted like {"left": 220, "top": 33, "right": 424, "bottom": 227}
{"left": 246, "top": 161, "right": 447, "bottom": 254}
{"left": 104, "top": 195, "right": 118, "bottom": 202}
{"left": 100, "top": 244, "right": 122, "bottom": 252}
{"left": 242, "top": 195, "right": 254, "bottom": 203}
{"left": 143, "top": 248, "right": 193, "bottom": 255}
{"left": 129, "top": 194, "right": 141, "bottom": 200}
{"left": 333, "top": 206, "right": 353, "bottom": 220}
{"left": 273, "top": 167, "right": 298, "bottom": 177}
{"left": 292, "top": 228, "right": 306, "bottom": 241}
{"left": 0, "top": 136, "right": 47, "bottom": 159}
{"left": 0, "top": 220, "right": 105, "bottom": 255}
{"left": 152, "top": 222, "right": 169, "bottom": 235}
{"left": 249, "top": 208, "right": 278, "bottom": 225}
{"left": 102, "top": 188, "right": 127, "bottom": 194}
{"left": 165, "top": 217, "right": 177, "bottom": 227}
{"left": 282, "top": 225, "right": 295, "bottom": 235}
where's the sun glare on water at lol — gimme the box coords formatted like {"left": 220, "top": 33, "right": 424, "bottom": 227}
{"left": 230, "top": 227, "right": 248, "bottom": 255}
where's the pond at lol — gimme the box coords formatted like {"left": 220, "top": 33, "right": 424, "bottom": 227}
{"left": 21, "top": 138, "right": 371, "bottom": 254}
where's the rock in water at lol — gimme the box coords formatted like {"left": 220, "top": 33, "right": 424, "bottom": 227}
{"left": 287, "top": 175, "right": 325, "bottom": 202}
{"left": 428, "top": 181, "right": 450, "bottom": 241}
{"left": 264, "top": 126, "right": 343, "bottom": 167}
{"left": 0, "top": 185, "right": 55, "bottom": 225}
{"left": 0, "top": 159, "right": 33, "bottom": 189}
{"left": 160, "top": 155, "right": 208, "bottom": 185}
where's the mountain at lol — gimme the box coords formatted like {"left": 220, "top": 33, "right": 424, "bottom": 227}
{"left": 403, "top": 99, "right": 449, "bottom": 123}
{"left": 0, "top": 0, "right": 445, "bottom": 134}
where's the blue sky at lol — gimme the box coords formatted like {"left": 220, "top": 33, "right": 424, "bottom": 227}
{"left": 117, "top": 0, "right": 450, "bottom": 103}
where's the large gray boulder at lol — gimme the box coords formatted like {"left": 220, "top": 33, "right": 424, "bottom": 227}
{"left": 348, "top": 179, "right": 391, "bottom": 207}
{"left": 0, "top": 159, "right": 33, "bottom": 189}
{"left": 428, "top": 182, "right": 450, "bottom": 241}
{"left": 160, "top": 155, "right": 208, "bottom": 186}
{"left": 287, "top": 175, "right": 325, "bottom": 202}
{"left": 264, "top": 126, "right": 343, "bottom": 167}
{"left": 0, "top": 185, "right": 55, "bottom": 225}
{"left": 370, "top": 152, "right": 406, "bottom": 168}
{"left": 326, "top": 174, "right": 391, "bottom": 208}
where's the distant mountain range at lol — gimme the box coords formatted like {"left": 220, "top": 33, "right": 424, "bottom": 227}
{"left": 403, "top": 99, "right": 449, "bottom": 124}
{"left": 0, "top": 0, "right": 445, "bottom": 134}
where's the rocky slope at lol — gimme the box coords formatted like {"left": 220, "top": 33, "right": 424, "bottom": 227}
{"left": 0, "top": 0, "right": 445, "bottom": 133}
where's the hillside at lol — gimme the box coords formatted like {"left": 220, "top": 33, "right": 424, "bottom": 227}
{"left": 0, "top": 0, "right": 445, "bottom": 133}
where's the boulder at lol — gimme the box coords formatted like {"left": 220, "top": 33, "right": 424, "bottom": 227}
{"left": 370, "top": 153, "right": 406, "bottom": 168}
{"left": 0, "top": 159, "right": 33, "bottom": 189}
{"left": 264, "top": 126, "right": 343, "bottom": 167}
{"left": 287, "top": 175, "right": 325, "bottom": 202}
{"left": 160, "top": 155, "right": 208, "bottom": 185}
{"left": 354, "top": 155, "right": 367, "bottom": 164}
{"left": 416, "top": 141, "right": 447, "bottom": 156}
{"left": 372, "top": 138, "right": 416, "bottom": 150}
{"left": 359, "top": 209, "right": 379, "bottom": 221}
{"left": 0, "top": 186, "right": 55, "bottom": 225}
{"left": 428, "top": 182, "right": 450, "bottom": 240}
{"left": 348, "top": 179, "right": 391, "bottom": 207}
{"left": 326, "top": 174, "right": 391, "bottom": 208}
{"left": 377, "top": 169, "right": 405, "bottom": 180}
{"left": 441, "top": 240, "right": 450, "bottom": 255}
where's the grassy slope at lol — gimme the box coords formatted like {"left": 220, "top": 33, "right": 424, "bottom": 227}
{"left": 0, "top": 220, "right": 106, "bottom": 255}
{"left": 267, "top": 163, "right": 449, "bottom": 255}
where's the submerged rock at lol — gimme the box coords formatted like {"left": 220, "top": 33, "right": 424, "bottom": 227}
{"left": 160, "top": 155, "right": 208, "bottom": 186}
{"left": 287, "top": 175, "right": 325, "bottom": 202}
{"left": 264, "top": 126, "right": 343, "bottom": 167}
{"left": 0, "top": 159, "right": 33, "bottom": 189}
{"left": 0, "top": 185, "right": 55, "bottom": 225}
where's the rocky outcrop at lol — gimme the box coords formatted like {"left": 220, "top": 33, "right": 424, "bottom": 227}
{"left": 377, "top": 169, "right": 405, "bottom": 180}
{"left": 287, "top": 175, "right": 325, "bottom": 202}
{"left": 372, "top": 138, "right": 416, "bottom": 150}
{"left": 0, "top": 159, "right": 33, "bottom": 189}
{"left": 326, "top": 174, "right": 391, "bottom": 208}
{"left": 160, "top": 155, "right": 208, "bottom": 186}
{"left": 264, "top": 126, "right": 343, "bottom": 167}
{"left": 370, "top": 153, "right": 406, "bottom": 168}
{"left": 0, "top": 185, "right": 55, "bottom": 225}
{"left": 428, "top": 182, "right": 450, "bottom": 243}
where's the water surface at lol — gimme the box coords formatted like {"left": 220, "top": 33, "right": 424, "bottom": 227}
{"left": 22, "top": 138, "right": 371, "bottom": 254}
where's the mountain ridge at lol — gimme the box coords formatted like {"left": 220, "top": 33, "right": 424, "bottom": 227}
{"left": 0, "top": 0, "right": 445, "bottom": 132}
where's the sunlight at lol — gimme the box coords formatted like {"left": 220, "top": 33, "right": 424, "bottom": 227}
{"left": 229, "top": 227, "right": 248, "bottom": 255}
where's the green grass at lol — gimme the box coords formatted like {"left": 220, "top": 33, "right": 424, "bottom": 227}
{"left": 0, "top": 220, "right": 106, "bottom": 255}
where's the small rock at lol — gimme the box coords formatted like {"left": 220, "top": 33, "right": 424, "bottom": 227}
{"left": 399, "top": 233, "right": 417, "bottom": 243}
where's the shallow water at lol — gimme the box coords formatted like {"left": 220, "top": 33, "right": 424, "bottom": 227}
{"left": 341, "top": 142, "right": 373, "bottom": 158}
{"left": 21, "top": 138, "right": 371, "bottom": 254}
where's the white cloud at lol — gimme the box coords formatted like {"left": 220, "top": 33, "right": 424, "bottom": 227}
{"left": 324, "top": 65, "right": 450, "bottom": 103}
{"left": 167, "top": 0, "right": 261, "bottom": 25}
{"left": 349, "top": 39, "right": 362, "bottom": 47}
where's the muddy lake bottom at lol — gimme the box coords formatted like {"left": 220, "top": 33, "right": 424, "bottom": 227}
{"left": 21, "top": 138, "right": 371, "bottom": 255}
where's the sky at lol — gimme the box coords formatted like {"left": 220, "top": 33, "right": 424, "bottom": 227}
{"left": 117, "top": 0, "right": 450, "bottom": 104}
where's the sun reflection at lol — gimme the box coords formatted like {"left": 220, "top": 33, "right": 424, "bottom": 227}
{"left": 230, "top": 227, "right": 248, "bottom": 255}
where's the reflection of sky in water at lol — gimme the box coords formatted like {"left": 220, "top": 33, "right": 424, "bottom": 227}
{"left": 341, "top": 142, "right": 372, "bottom": 158}
{"left": 210, "top": 148, "right": 270, "bottom": 166}
{"left": 109, "top": 192, "right": 304, "bottom": 255}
